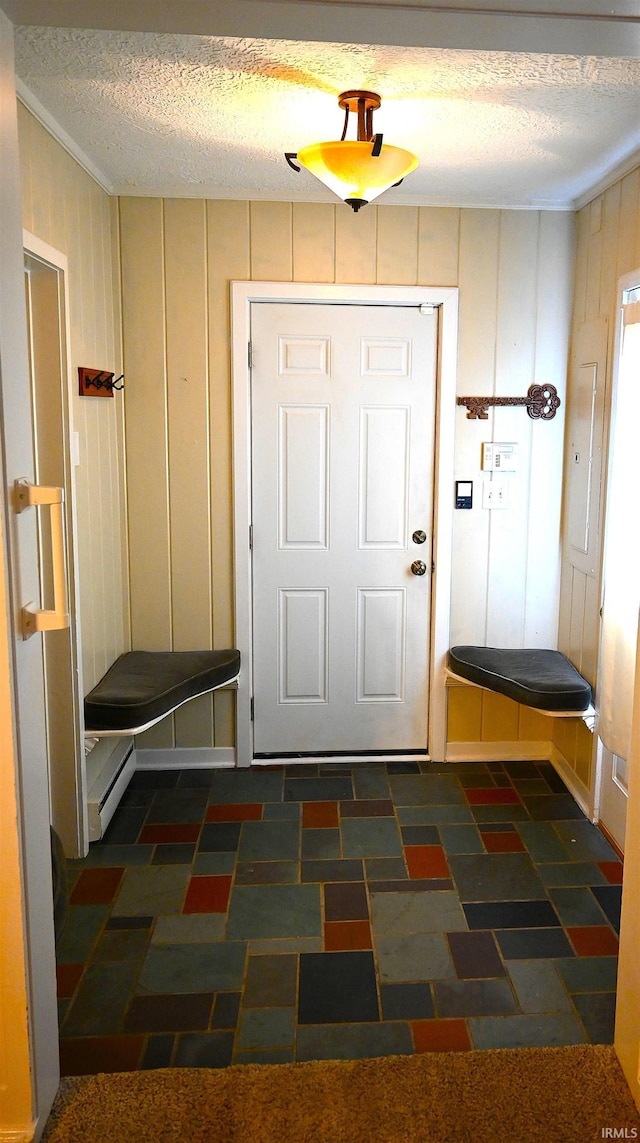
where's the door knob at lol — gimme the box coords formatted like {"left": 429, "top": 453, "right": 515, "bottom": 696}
{"left": 412, "top": 530, "right": 427, "bottom": 545}
{"left": 410, "top": 560, "right": 427, "bottom": 576}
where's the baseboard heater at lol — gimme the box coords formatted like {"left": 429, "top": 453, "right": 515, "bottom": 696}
{"left": 86, "top": 736, "right": 136, "bottom": 842}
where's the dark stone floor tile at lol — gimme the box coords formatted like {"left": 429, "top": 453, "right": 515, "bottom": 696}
{"left": 462, "top": 900, "right": 561, "bottom": 930}
{"left": 59, "top": 1035, "right": 145, "bottom": 1076}
{"left": 401, "top": 825, "right": 440, "bottom": 845}
{"left": 146, "top": 789, "right": 209, "bottom": 825}
{"left": 119, "top": 788, "right": 156, "bottom": 809}
{"left": 198, "top": 822, "right": 241, "bottom": 852}
{"left": 296, "top": 1021, "right": 412, "bottom": 1061}
{"left": 470, "top": 805, "right": 530, "bottom": 823}
{"left": 389, "top": 775, "right": 466, "bottom": 807}
{"left": 61, "top": 962, "right": 136, "bottom": 1036}
{"left": 573, "top": 992, "right": 616, "bottom": 1043}
{"left": 210, "top": 770, "right": 284, "bottom": 805}
{"left": 235, "top": 861, "right": 299, "bottom": 885}
{"left": 501, "top": 762, "right": 544, "bottom": 779}
{"left": 386, "top": 761, "right": 421, "bottom": 774}
{"left": 479, "top": 822, "right": 517, "bottom": 833}
{"left": 227, "top": 884, "right": 321, "bottom": 939}
{"left": 106, "top": 915, "right": 153, "bottom": 930}
{"left": 539, "top": 862, "right": 607, "bottom": 887}
{"left": 515, "top": 821, "right": 572, "bottom": 863}
{"left": 92, "top": 928, "right": 150, "bottom": 964}
{"left": 141, "top": 1034, "right": 175, "bottom": 1069}
{"left": 129, "top": 770, "right": 181, "bottom": 790}
{"left": 555, "top": 956, "right": 618, "bottom": 993}
{"left": 285, "top": 776, "right": 354, "bottom": 802}
{"left": 364, "top": 857, "right": 408, "bottom": 881}
{"left": 177, "top": 769, "right": 215, "bottom": 788}
{"left": 212, "top": 991, "right": 241, "bottom": 1029}
{"left": 341, "top": 817, "right": 403, "bottom": 857}
{"left": 448, "top": 852, "right": 546, "bottom": 902}
{"left": 447, "top": 931, "right": 505, "bottom": 979}
{"left": 238, "top": 819, "right": 300, "bottom": 861}
{"left": 301, "top": 859, "right": 364, "bottom": 882}
{"left": 369, "top": 879, "right": 454, "bottom": 893}
{"left": 590, "top": 885, "right": 622, "bottom": 932}
{"left": 124, "top": 992, "right": 214, "bottom": 1032}
{"left": 553, "top": 821, "right": 617, "bottom": 861}
{"left": 520, "top": 795, "right": 586, "bottom": 821}
{"left": 243, "top": 954, "right": 297, "bottom": 1006}
{"left": 174, "top": 1031, "right": 234, "bottom": 1067}
{"left": 496, "top": 927, "right": 575, "bottom": 959}
{"left": 102, "top": 808, "right": 147, "bottom": 845}
{"left": 352, "top": 767, "right": 391, "bottom": 800}
{"left": 439, "top": 825, "right": 484, "bottom": 855}
{"left": 470, "top": 1012, "right": 587, "bottom": 1049}
{"left": 549, "top": 887, "right": 609, "bottom": 927}
{"left": 298, "top": 951, "right": 379, "bottom": 1023}
{"left": 151, "top": 843, "right": 196, "bottom": 865}
{"left": 536, "top": 763, "right": 570, "bottom": 794}
{"left": 56, "top": 904, "right": 110, "bottom": 962}
{"left": 324, "top": 881, "right": 369, "bottom": 921}
{"left": 301, "top": 828, "right": 341, "bottom": 860}
{"left": 340, "top": 799, "right": 394, "bottom": 817}
{"left": 434, "top": 979, "right": 517, "bottom": 1018}
{"left": 380, "top": 982, "right": 434, "bottom": 1020}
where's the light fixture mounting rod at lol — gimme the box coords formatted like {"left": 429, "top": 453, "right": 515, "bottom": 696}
{"left": 337, "top": 90, "right": 381, "bottom": 142}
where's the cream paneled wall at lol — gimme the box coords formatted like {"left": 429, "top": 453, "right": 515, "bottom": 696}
{"left": 119, "top": 197, "right": 574, "bottom": 752}
{"left": 556, "top": 166, "right": 640, "bottom": 789}
{"left": 17, "top": 105, "right": 129, "bottom": 694}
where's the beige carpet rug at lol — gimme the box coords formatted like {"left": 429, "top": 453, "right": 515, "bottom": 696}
{"left": 42, "top": 1046, "right": 640, "bottom": 1143}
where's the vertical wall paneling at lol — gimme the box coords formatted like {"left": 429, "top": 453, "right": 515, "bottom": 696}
{"left": 376, "top": 206, "right": 419, "bottom": 285}
{"left": 617, "top": 170, "right": 640, "bottom": 278}
{"left": 292, "top": 202, "right": 335, "bottom": 283}
{"left": 208, "top": 199, "right": 251, "bottom": 746}
{"left": 450, "top": 210, "right": 500, "bottom": 647}
{"left": 524, "top": 211, "right": 574, "bottom": 647}
{"left": 486, "top": 210, "right": 539, "bottom": 647}
{"left": 164, "top": 198, "right": 213, "bottom": 747}
{"left": 417, "top": 207, "right": 460, "bottom": 287}
{"left": 18, "top": 105, "right": 128, "bottom": 699}
{"left": 585, "top": 197, "right": 604, "bottom": 323}
{"left": 599, "top": 184, "right": 622, "bottom": 322}
{"left": 335, "top": 207, "right": 377, "bottom": 284}
{"left": 250, "top": 201, "right": 293, "bottom": 281}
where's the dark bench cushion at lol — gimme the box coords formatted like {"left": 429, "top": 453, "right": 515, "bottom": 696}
{"left": 449, "top": 646, "right": 592, "bottom": 713}
{"left": 85, "top": 649, "right": 241, "bottom": 733}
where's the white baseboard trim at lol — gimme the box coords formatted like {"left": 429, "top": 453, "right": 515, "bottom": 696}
{"left": 252, "top": 754, "right": 429, "bottom": 766}
{"left": 135, "top": 747, "right": 236, "bottom": 770}
{"left": 445, "top": 740, "right": 555, "bottom": 763}
{"left": 548, "top": 744, "right": 594, "bottom": 819}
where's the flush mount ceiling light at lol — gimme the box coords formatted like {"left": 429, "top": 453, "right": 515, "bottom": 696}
{"left": 285, "top": 90, "right": 418, "bottom": 212}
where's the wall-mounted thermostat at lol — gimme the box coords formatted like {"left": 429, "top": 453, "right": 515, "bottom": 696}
{"left": 481, "top": 442, "right": 518, "bottom": 472}
{"left": 455, "top": 480, "right": 473, "bottom": 509}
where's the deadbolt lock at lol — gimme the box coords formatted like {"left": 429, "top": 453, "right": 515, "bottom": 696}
{"left": 412, "top": 529, "right": 427, "bottom": 544}
{"left": 410, "top": 560, "right": 427, "bottom": 576}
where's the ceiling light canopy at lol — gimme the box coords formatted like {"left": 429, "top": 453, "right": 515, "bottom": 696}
{"left": 285, "top": 90, "right": 418, "bottom": 212}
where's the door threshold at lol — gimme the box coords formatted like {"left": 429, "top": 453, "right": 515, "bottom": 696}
{"left": 252, "top": 752, "right": 430, "bottom": 766}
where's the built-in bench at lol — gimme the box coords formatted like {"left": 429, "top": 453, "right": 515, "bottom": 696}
{"left": 83, "top": 649, "right": 241, "bottom": 840}
{"left": 84, "top": 649, "right": 241, "bottom": 736}
{"left": 448, "top": 645, "right": 593, "bottom": 716}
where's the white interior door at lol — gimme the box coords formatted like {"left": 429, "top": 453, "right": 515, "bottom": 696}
{"left": 251, "top": 301, "right": 437, "bottom": 757}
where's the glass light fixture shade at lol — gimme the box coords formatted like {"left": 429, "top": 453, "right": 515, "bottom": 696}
{"left": 297, "top": 140, "right": 418, "bottom": 207}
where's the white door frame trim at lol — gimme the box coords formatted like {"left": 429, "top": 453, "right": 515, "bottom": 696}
{"left": 231, "top": 281, "right": 458, "bottom": 767}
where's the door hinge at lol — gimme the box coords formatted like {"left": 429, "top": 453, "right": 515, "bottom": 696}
{"left": 249, "top": 524, "right": 254, "bottom": 550}
{"left": 248, "top": 341, "right": 252, "bottom": 369}
{"left": 250, "top": 697, "right": 254, "bottom": 721}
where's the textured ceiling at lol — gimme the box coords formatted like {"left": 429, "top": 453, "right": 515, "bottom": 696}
{"left": 13, "top": 25, "right": 640, "bottom": 208}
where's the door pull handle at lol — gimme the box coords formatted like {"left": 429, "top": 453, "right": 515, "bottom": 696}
{"left": 14, "top": 479, "right": 70, "bottom": 638}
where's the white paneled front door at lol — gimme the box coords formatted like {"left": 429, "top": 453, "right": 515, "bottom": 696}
{"left": 250, "top": 302, "right": 437, "bottom": 757}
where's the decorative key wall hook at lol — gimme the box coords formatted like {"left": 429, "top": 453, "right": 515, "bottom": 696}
{"left": 457, "top": 383, "right": 560, "bottom": 421}
{"left": 78, "top": 367, "right": 125, "bottom": 398}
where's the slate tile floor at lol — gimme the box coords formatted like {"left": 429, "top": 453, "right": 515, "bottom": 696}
{"left": 57, "top": 759, "right": 623, "bottom": 1075}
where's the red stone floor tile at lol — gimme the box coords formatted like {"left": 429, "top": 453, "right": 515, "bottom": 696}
{"left": 411, "top": 1019, "right": 471, "bottom": 1053}
{"left": 56, "top": 963, "right": 84, "bottom": 998}
{"left": 138, "top": 823, "right": 201, "bottom": 845}
{"left": 302, "top": 801, "right": 339, "bottom": 828}
{"left": 183, "top": 874, "right": 232, "bottom": 914}
{"left": 481, "top": 831, "right": 526, "bottom": 853}
{"left": 598, "top": 861, "right": 624, "bottom": 884}
{"left": 405, "top": 845, "right": 450, "bottom": 880}
{"left": 69, "top": 866, "right": 124, "bottom": 905}
{"left": 567, "top": 925, "right": 620, "bottom": 956}
{"left": 206, "top": 803, "right": 263, "bottom": 822}
{"left": 324, "top": 920, "right": 373, "bottom": 951}
{"left": 59, "top": 1035, "right": 145, "bottom": 1076}
{"left": 465, "top": 788, "right": 522, "bottom": 805}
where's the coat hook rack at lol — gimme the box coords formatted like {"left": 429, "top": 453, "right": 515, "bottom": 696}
{"left": 457, "top": 383, "right": 560, "bottom": 421}
{"left": 78, "top": 367, "right": 125, "bottom": 398}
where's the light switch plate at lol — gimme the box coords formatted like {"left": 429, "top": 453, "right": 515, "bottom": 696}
{"left": 482, "top": 479, "right": 509, "bottom": 509}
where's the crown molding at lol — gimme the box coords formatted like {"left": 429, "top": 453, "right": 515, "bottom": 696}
{"left": 16, "top": 79, "right": 114, "bottom": 194}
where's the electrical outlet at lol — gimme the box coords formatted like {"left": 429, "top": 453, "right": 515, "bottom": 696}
{"left": 482, "top": 479, "right": 509, "bottom": 509}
